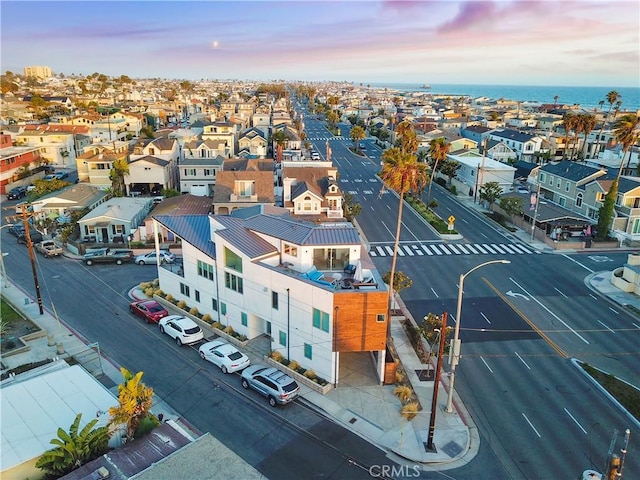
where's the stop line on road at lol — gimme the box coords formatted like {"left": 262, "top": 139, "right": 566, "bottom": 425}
{"left": 368, "top": 242, "right": 540, "bottom": 257}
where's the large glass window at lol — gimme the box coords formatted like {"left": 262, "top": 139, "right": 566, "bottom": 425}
{"left": 313, "top": 247, "right": 350, "bottom": 270}
{"left": 197, "top": 260, "right": 215, "bottom": 280}
{"left": 225, "top": 272, "right": 243, "bottom": 293}
{"left": 576, "top": 193, "right": 583, "bottom": 208}
{"left": 224, "top": 247, "right": 243, "bottom": 272}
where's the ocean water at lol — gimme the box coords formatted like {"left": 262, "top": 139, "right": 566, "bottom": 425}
{"left": 366, "top": 83, "right": 640, "bottom": 113}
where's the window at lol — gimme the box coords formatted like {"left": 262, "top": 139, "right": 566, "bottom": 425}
{"left": 559, "top": 197, "right": 566, "bottom": 207}
{"left": 184, "top": 168, "right": 196, "bottom": 176}
{"left": 279, "top": 331, "right": 287, "bottom": 347}
{"left": 633, "top": 219, "right": 640, "bottom": 234}
{"left": 224, "top": 247, "right": 243, "bottom": 272}
{"left": 304, "top": 343, "right": 312, "bottom": 359}
{"left": 235, "top": 180, "right": 255, "bottom": 196}
{"left": 180, "top": 283, "right": 190, "bottom": 297}
{"left": 241, "top": 312, "right": 247, "bottom": 326}
{"left": 576, "top": 193, "right": 583, "bottom": 208}
{"left": 221, "top": 302, "right": 227, "bottom": 315}
{"left": 266, "top": 321, "right": 272, "bottom": 336}
{"left": 313, "top": 247, "right": 350, "bottom": 270}
{"left": 204, "top": 168, "right": 212, "bottom": 176}
{"left": 197, "top": 260, "right": 214, "bottom": 280}
{"left": 565, "top": 181, "right": 570, "bottom": 192}
{"left": 549, "top": 175, "right": 553, "bottom": 186}
{"left": 272, "top": 291, "right": 278, "bottom": 309}
{"left": 377, "top": 314, "right": 386, "bottom": 323}
{"left": 195, "top": 290, "right": 200, "bottom": 302}
{"left": 225, "top": 272, "right": 243, "bottom": 293}
{"left": 539, "top": 173, "right": 546, "bottom": 183}
{"left": 313, "top": 308, "right": 330, "bottom": 332}
{"left": 212, "top": 298, "right": 218, "bottom": 311}
{"left": 283, "top": 243, "right": 298, "bottom": 257}
{"left": 556, "top": 179, "right": 561, "bottom": 188}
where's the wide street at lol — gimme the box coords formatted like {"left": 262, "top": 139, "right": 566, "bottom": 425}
{"left": 300, "top": 101, "right": 639, "bottom": 479}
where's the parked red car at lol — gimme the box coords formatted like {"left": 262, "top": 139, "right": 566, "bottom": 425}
{"left": 129, "top": 299, "right": 168, "bottom": 324}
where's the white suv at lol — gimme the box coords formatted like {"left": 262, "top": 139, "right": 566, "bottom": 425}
{"left": 159, "top": 315, "right": 204, "bottom": 345}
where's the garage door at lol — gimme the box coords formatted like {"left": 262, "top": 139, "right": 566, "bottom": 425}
{"left": 190, "top": 185, "right": 208, "bottom": 196}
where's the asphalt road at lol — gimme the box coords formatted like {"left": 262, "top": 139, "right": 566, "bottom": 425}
{"left": 299, "top": 107, "right": 639, "bottom": 479}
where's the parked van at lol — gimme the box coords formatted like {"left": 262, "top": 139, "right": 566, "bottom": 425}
{"left": 17, "top": 230, "right": 44, "bottom": 245}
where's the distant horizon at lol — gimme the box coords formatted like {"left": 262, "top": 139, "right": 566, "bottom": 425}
{"left": 2, "top": 1, "right": 638, "bottom": 88}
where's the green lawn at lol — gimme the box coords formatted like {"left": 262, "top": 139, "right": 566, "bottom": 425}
{"left": 582, "top": 363, "right": 640, "bottom": 421}
{"left": 1, "top": 297, "right": 22, "bottom": 325}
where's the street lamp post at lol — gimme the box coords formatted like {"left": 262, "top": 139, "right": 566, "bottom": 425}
{"left": 445, "top": 259, "right": 510, "bottom": 414}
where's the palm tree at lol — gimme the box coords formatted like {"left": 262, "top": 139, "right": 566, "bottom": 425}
{"left": 35, "top": 413, "right": 110, "bottom": 477}
{"left": 110, "top": 156, "right": 129, "bottom": 197}
{"left": 109, "top": 367, "right": 155, "bottom": 442}
{"left": 561, "top": 112, "right": 578, "bottom": 160}
{"left": 553, "top": 95, "right": 559, "bottom": 106}
{"left": 579, "top": 113, "right": 597, "bottom": 160}
{"left": 426, "top": 137, "right": 450, "bottom": 203}
{"left": 569, "top": 114, "right": 585, "bottom": 161}
{"left": 379, "top": 148, "right": 428, "bottom": 323}
{"left": 395, "top": 120, "right": 418, "bottom": 154}
{"left": 272, "top": 129, "right": 287, "bottom": 163}
{"left": 594, "top": 91, "right": 621, "bottom": 156}
{"left": 350, "top": 125, "right": 366, "bottom": 153}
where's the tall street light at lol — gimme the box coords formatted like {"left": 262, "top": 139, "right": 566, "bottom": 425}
{"left": 445, "top": 259, "right": 510, "bottom": 414}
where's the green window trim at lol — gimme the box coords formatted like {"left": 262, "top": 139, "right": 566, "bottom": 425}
{"left": 241, "top": 312, "right": 247, "bottom": 326}
{"left": 279, "top": 331, "right": 286, "bottom": 347}
{"left": 304, "top": 343, "right": 312, "bottom": 359}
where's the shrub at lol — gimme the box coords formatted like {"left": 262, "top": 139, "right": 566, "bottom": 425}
{"left": 177, "top": 300, "right": 187, "bottom": 309}
{"left": 189, "top": 307, "right": 199, "bottom": 317}
{"left": 154, "top": 289, "right": 164, "bottom": 297}
{"left": 135, "top": 414, "right": 160, "bottom": 438}
{"left": 212, "top": 321, "right": 223, "bottom": 330}
{"left": 144, "top": 288, "right": 155, "bottom": 297}
{"left": 139, "top": 281, "right": 151, "bottom": 290}
{"left": 395, "top": 370, "right": 405, "bottom": 384}
{"left": 152, "top": 278, "right": 160, "bottom": 287}
{"left": 288, "top": 360, "right": 300, "bottom": 371}
{"left": 202, "top": 314, "right": 213, "bottom": 324}
{"left": 304, "top": 369, "right": 317, "bottom": 380}
{"left": 238, "top": 335, "right": 247, "bottom": 341}
{"left": 401, "top": 402, "right": 419, "bottom": 420}
{"left": 449, "top": 185, "right": 457, "bottom": 195}
{"left": 224, "top": 325, "right": 234, "bottom": 335}
{"left": 165, "top": 294, "right": 174, "bottom": 303}
{"left": 394, "top": 385, "right": 413, "bottom": 403}
{"left": 270, "top": 351, "right": 284, "bottom": 363}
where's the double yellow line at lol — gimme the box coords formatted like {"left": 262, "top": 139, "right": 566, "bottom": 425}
{"left": 482, "top": 277, "right": 568, "bottom": 358}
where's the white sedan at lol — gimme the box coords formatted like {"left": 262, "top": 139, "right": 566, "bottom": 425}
{"left": 158, "top": 315, "right": 204, "bottom": 346}
{"left": 198, "top": 340, "right": 250, "bottom": 374}
{"left": 135, "top": 251, "right": 175, "bottom": 265}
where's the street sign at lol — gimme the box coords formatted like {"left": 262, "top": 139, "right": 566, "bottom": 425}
{"left": 448, "top": 215, "right": 455, "bottom": 224}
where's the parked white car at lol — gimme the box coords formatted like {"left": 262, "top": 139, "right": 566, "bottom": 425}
{"left": 135, "top": 250, "right": 175, "bottom": 265}
{"left": 198, "top": 340, "right": 250, "bottom": 374}
{"left": 158, "top": 315, "right": 204, "bottom": 345}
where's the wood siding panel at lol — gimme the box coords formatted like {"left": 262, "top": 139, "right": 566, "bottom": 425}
{"left": 333, "top": 291, "right": 387, "bottom": 352}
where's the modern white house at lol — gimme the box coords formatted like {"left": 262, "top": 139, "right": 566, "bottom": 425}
{"left": 448, "top": 150, "right": 517, "bottom": 197}
{"left": 78, "top": 197, "right": 153, "bottom": 243}
{"left": 152, "top": 207, "right": 388, "bottom": 385}
{"left": 179, "top": 156, "right": 224, "bottom": 196}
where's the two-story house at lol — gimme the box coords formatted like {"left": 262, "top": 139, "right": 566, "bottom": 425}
{"left": 0, "top": 134, "right": 45, "bottom": 194}
{"left": 129, "top": 137, "right": 180, "bottom": 192}
{"left": 488, "top": 128, "right": 544, "bottom": 162}
{"left": 238, "top": 127, "right": 267, "bottom": 157}
{"left": 179, "top": 156, "right": 224, "bottom": 196}
{"left": 448, "top": 150, "right": 516, "bottom": 198}
{"left": 282, "top": 164, "right": 344, "bottom": 220}
{"left": 76, "top": 142, "right": 130, "bottom": 190}
{"left": 202, "top": 121, "right": 237, "bottom": 157}
{"left": 537, "top": 161, "right": 606, "bottom": 215}
{"left": 212, "top": 158, "right": 275, "bottom": 214}
{"left": 152, "top": 207, "right": 388, "bottom": 385}
{"left": 16, "top": 128, "right": 76, "bottom": 168}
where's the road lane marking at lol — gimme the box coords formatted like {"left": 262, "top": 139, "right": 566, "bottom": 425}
{"left": 483, "top": 278, "right": 569, "bottom": 358}
{"left": 522, "top": 413, "right": 542, "bottom": 438}
{"left": 554, "top": 287, "right": 568, "bottom": 298}
{"left": 509, "top": 278, "right": 590, "bottom": 344}
{"left": 597, "top": 320, "right": 615, "bottom": 333}
{"left": 561, "top": 254, "right": 594, "bottom": 273}
{"left": 480, "top": 356, "right": 494, "bottom": 373}
{"left": 431, "top": 288, "right": 439, "bottom": 298}
{"left": 480, "top": 232, "right": 489, "bottom": 239}
{"left": 421, "top": 245, "right": 433, "bottom": 255}
{"left": 514, "top": 351, "right": 531, "bottom": 369}
{"left": 589, "top": 294, "right": 598, "bottom": 300}
{"left": 564, "top": 408, "right": 587, "bottom": 434}
{"left": 461, "top": 218, "right": 469, "bottom": 223}
{"left": 402, "top": 245, "right": 414, "bottom": 256}
{"left": 457, "top": 244, "right": 469, "bottom": 254}
{"left": 480, "top": 312, "right": 491, "bottom": 324}
{"left": 633, "top": 323, "right": 640, "bottom": 330}
{"left": 448, "top": 244, "right": 461, "bottom": 254}
{"left": 381, "top": 221, "right": 394, "bottom": 238}
{"left": 609, "top": 307, "right": 619, "bottom": 314}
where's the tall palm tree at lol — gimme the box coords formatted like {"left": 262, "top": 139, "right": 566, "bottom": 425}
{"left": 395, "top": 119, "right": 418, "bottom": 154}
{"left": 569, "top": 114, "right": 585, "bottom": 161}
{"left": 594, "top": 91, "right": 621, "bottom": 156}
{"left": 379, "top": 148, "right": 427, "bottom": 320}
{"left": 350, "top": 125, "right": 366, "bottom": 153}
{"left": 561, "top": 112, "right": 578, "bottom": 160}
{"left": 579, "top": 113, "right": 597, "bottom": 160}
{"left": 272, "top": 130, "right": 287, "bottom": 163}
{"left": 615, "top": 114, "right": 640, "bottom": 175}
{"left": 553, "top": 95, "right": 559, "bottom": 106}
{"left": 426, "top": 137, "right": 450, "bottom": 203}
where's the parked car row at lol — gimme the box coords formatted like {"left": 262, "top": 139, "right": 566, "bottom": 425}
{"left": 127, "top": 299, "right": 301, "bottom": 406}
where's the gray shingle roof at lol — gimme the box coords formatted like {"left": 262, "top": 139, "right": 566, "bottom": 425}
{"left": 491, "top": 128, "right": 536, "bottom": 143}
{"left": 541, "top": 160, "right": 604, "bottom": 182}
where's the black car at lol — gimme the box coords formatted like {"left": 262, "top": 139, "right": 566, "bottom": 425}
{"left": 17, "top": 230, "right": 44, "bottom": 245}
{"left": 8, "top": 224, "right": 26, "bottom": 237}
{"left": 7, "top": 186, "right": 27, "bottom": 200}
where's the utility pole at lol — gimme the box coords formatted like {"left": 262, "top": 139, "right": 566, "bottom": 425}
{"left": 475, "top": 138, "right": 487, "bottom": 203}
{"left": 530, "top": 182, "right": 542, "bottom": 243}
{"left": 21, "top": 207, "right": 44, "bottom": 314}
{"left": 426, "top": 311, "right": 447, "bottom": 452}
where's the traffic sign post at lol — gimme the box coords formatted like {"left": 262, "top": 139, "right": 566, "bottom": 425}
{"left": 448, "top": 215, "right": 455, "bottom": 231}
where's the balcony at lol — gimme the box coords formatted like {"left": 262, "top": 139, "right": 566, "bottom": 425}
{"left": 326, "top": 209, "right": 343, "bottom": 219}
{"left": 230, "top": 193, "right": 257, "bottom": 202}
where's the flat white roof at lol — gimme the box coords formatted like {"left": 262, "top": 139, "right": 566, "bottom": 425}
{"left": 0, "top": 364, "right": 116, "bottom": 472}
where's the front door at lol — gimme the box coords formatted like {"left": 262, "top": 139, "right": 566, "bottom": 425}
{"left": 101, "top": 228, "right": 109, "bottom": 243}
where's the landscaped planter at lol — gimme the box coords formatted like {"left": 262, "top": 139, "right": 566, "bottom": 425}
{"left": 383, "top": 346, "right": 398, "bottom": 385}
{"left": 264, "top": 356, "right": 333, "bottom": 395}
{"left": 153, "top": 295, "right": 248, "bottom": 348}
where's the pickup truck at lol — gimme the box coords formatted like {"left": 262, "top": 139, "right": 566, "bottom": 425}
{"left": 35, "top": 240, "right": 63, "bottom": 258}
{"left": 83, "top": 248, "right": 134, "bottom": 266}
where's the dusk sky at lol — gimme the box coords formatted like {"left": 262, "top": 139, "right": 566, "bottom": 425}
{"left": 1, "top": 1, "right": 638, "bottom": 87}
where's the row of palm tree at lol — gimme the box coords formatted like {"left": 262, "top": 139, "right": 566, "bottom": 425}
{"left": 561, "top": 112, "right": 597, "bottom": 161}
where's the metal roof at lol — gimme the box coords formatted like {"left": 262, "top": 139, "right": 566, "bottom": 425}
{"left": 214, "top": 216, "right": 278, "bottom": 259}
{"left": 540, "top": 160, "right": 605, "bottom": 182}
{"left": 244, "top": 214, "right": 361, "bottom": 245}
{"left": 153, "top": 214, "right": 216, "bottom": 259}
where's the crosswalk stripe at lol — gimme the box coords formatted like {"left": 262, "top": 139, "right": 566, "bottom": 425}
{"left": 397, "top": 247, "right": 405, "bottom": 256}
{"left": 447, "top": 244, "right": 461, "bottom": 254}
{"left": 385, "top": 246, "right": 394, "bottom": 256}
{"left": 436, "top": 244, "right": 451, "bottom": 255}
{"left": 456, "top": 244, "right": 469, "bottom": 254}
{"left": 500, "top": 244, "right": 519, "bottom": 254}
{"left": 474, "top": 244, "right": 488, "bottom": 254}
{"left": 403, "top": 246, "right": 414, "bottom": 256}
{"left": 376, "top": 246, "right": 385, "bottom": 256}
{"left": 415, "top": 247, "right": 424, "bottom": 256}
{"left": 430, "top": 245, "right": 443, "bottom": 255}
{"left": 511, "top": 244, "right": 531, "bottom": 254}
{"left": 482, "top": 244, "right": 498, "bottom": 254}
{"left": 465, "top": 244, "right": 479, "bottom": 254}
{"left": 421, "top": 245, "right": 433, "bottom": 255}
{"left": 491, "top": 244, "right": 507, "bottom": 254}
